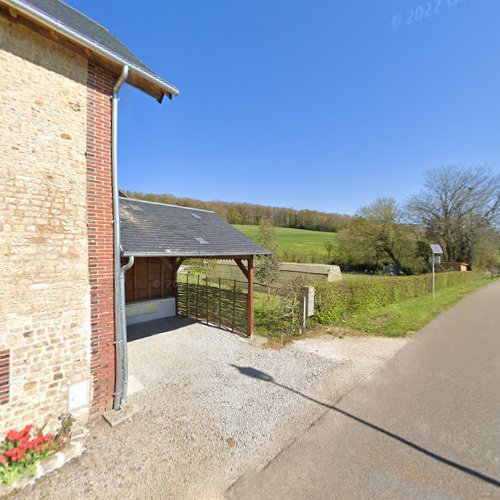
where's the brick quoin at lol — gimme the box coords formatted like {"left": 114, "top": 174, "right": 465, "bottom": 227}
{"left": 86, "top": 61, "right": 116, "bottom": 414}
{"left": 0, "top": 349, "right": 10, "bottom": 406}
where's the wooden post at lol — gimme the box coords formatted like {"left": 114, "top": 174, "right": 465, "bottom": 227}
{"left": 186, "top": 273, "right": 189, "bottom": 316}
{"left": 247, "top": 256, "right": 254, "bottom": 337}
{"left": 218, "top": 277, "right": 222, "bottom": 328}
{"left": 195, "top": 275, "right": 200, "bottom": 320}
{"left": 231, "top": 280, "right": 236, "bottom": 332}
{"left": 173, "top": 259, "right": 178, "bottom": 316}
{"left": 205, "top": 276, "right": 209, "bottom": 325}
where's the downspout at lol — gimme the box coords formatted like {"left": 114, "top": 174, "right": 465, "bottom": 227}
{"left": 119, "top": 256, "right": 135, "bottom": 403}
{"left": 112, "top": 65, "right": 129, "bottom": 411}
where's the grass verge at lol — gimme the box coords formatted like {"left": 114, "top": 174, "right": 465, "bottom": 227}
{"left": 342, "top": 277, "right": 495, "bottom": 337}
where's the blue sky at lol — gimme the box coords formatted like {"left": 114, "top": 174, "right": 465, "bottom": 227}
{"left": 70, "top": 0, "right": 499, "bottom": 215}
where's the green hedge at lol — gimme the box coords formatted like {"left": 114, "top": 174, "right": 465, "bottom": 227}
{"left": 314, "top": 272, "right": 479, "bottom": 324}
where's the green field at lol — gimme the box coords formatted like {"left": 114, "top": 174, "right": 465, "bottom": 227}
{"left": 233, "top": 224, "right": 338, "bottom": 263}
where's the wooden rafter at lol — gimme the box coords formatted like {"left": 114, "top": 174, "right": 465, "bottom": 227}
{"left": 234, "top": 258, "right": 249, "bottom": 279}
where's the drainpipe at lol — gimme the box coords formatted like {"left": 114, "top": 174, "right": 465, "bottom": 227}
{"left": 112, "top": 65, "right": 129, "bottom": 411}
{"left": 119, "top": 256, "right": 134, "bottom": 403}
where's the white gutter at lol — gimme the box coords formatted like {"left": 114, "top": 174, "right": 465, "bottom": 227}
{"left": 112, "top": 65, "right": 129, "bottom": 411}
{"left": 2, "top": 0, "right": 179, "bottom": 98}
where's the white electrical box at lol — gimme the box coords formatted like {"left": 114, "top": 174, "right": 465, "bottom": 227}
{"left": 68, "top": 380, "right": 89, "bottom": 411}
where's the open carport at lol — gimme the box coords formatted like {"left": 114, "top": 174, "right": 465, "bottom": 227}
{"left": 120, "top": 196, "right": 270, "bottom": 336}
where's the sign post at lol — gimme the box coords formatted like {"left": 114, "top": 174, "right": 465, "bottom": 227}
{"left": 430, "top": 244, "right": 444, "bottom": 299}
{"left": 301, "top": 287, "right": 315, "bottom": 333}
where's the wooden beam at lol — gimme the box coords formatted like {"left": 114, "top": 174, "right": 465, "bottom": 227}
{"left": 161, "top": 258, "right": 164, "bottom": 298}
{"left": 247, "top": 257, "right": 254, "bottom": 337}
{"left": 174, "top": 257, "right": 185, "bottom": 273}
{"left": 147, "top": 257, "right": 151, "bottom": 300}
{"left": 132, "top": 261, "right": 136, "bottom": 302}
{"left": 161, "top": 257, "right": 174, "bottom": 272}
{"left": 234, "top": 258, "right": 249, "bottom": 279}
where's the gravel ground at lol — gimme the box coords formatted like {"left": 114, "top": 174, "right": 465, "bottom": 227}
{"left": 19, "top": 318, "right": 407, "bottom": 499}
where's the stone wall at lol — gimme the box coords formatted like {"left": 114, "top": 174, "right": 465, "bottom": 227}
{"left": 0, "top": 16, "right": 91, "bottom": 433}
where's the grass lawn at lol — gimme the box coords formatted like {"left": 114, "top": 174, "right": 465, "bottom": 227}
{"left": 233, "top": 224, "right": 338, "bottom": 263}
{"left": 340, "top": 277, "right": 494, "bottom": 337}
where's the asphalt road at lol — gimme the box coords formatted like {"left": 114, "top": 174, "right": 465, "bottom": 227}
{"left": 227, "top": 280, "right": 500, "bottom": 499}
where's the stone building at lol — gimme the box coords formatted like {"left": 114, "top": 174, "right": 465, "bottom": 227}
{"left": 0, "top": 0, "right": 178, "bottom": 434}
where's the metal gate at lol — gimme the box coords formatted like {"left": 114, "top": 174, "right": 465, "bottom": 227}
{"left": 176, "top": 275, "right": 248, "bottom": 335}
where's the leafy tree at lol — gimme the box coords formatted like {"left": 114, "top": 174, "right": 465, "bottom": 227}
{"left": 255, "top": 219, "right": 280, "bottom": 298}
{"left": 338, "top": 198, "right": 424, "bottom": 274}
{"left": 228, "top": 208, "right": 243, "bottom": 225}
{"left": 472, "top": 228, "right": 500, "bottom": 275}
{"left": 406, "top": 165, "right": 500, "bottom": 263}
{"left": 324, "top": 240, "right": 335, "bottom": 262}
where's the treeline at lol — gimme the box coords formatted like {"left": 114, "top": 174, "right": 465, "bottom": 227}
{"left": 124, "top": 191, "right": 352, "bottom": 233}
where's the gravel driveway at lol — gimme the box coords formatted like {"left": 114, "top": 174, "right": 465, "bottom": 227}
{"left": 20, "top": 318, "right": 407, "bottom": 499}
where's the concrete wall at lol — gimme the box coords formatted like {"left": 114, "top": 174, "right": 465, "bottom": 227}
{"left": 0, "top": 16, "right": 91, "bottom": 433}
{"left": 215, "top": 260, "right": 342, "bottom": 285}
{"left": 125, "top": 298, "right": 176, "bottom": 326}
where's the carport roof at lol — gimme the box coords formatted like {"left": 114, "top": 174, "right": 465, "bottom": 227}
{"left": 120, "top": 197, "right": 271, "bottom": 258}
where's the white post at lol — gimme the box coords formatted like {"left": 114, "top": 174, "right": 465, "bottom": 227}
{"left": 432, "top": 254, "right": 435, "bottom": 299}
{"left": 301, "top": 293, "right": 307, "bottom": 333}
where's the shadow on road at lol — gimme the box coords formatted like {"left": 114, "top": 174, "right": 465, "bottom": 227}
{"left": 230, "top": 364, "right": 500, "bottom": 488}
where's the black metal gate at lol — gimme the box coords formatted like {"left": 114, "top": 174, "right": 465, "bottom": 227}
{"left": 176, "top": 275, "right": 248, "bottom": 335}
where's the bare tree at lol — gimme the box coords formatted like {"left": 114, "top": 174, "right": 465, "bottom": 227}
{"left": 406, "top": 165, "right": 500, "bottom": 262}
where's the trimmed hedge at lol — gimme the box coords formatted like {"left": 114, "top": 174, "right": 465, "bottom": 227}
{"left": 314, "top": 272, "right": 480, "bottom": 324}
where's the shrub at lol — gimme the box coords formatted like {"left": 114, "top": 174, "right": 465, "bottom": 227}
{"left": 314, "top": 272, "right": 479, "bottom": 324}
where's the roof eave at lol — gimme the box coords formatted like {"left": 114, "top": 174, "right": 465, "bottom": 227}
{"left": 3, "top": 0, "right": 179, "bottom": 101}
{"left": 121, "top": 251, "right": 272, "bottom": 258}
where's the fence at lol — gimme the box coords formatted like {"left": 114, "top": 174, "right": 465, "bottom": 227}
{"left": 176, "top": 275, "right": 248, "bottom": 335}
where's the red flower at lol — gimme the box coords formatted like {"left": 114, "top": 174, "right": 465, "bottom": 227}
{"left": 22, "top": 424, "right": 33, "bottom": 436}
{"left": 34, "top": 444, "right": 43, "bottom": 454}
{"left": 0, "top": 455, "right": 6, "bottom": 465}
{"left": 6, "top": 430, "right": 20, "bottom": 441}
{"left": 43, "top": 434, "right": 53, "bottom": 443}
{"left": 5, "top": 447, "right": 24, "bottom": 462}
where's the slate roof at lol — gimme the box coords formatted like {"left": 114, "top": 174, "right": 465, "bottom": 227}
{"left": 120, "top": 198, "right": 271, "bottom": 258}
{"left": 6, "top": 0, "right": 178, "bottom": 99}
